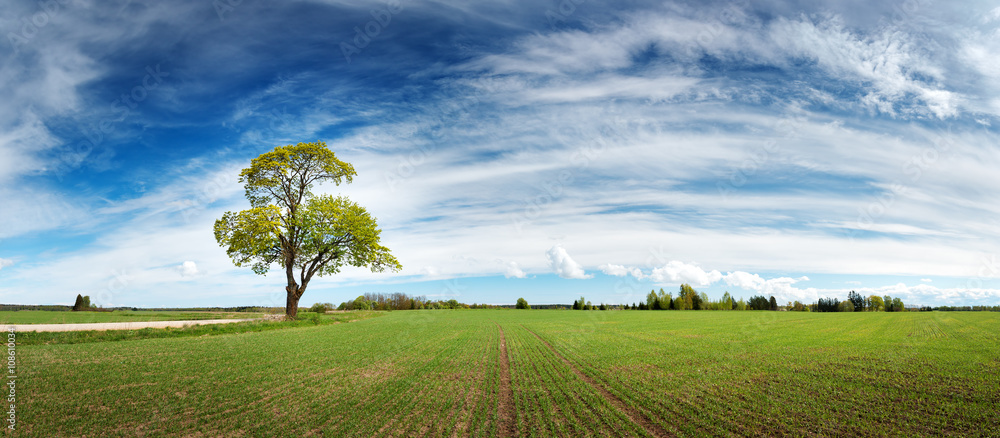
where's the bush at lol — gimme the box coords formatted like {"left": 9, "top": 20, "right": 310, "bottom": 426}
{"left": 309, "top": 303, "right": 330, "bottom": 313}
{"left": 350, "top": 296, "right": 371, "bottom": 310}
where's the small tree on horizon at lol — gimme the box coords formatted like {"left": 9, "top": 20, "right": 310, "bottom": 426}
{"left": 516, "top": 297, "right": 530, "bottom": 309}
{"left": 72, "top": 294, "right": 84, "bottom": 311}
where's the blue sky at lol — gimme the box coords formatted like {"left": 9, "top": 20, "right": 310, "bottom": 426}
{"left": 2, "top": 0, "right": 1000, "bottom": 308}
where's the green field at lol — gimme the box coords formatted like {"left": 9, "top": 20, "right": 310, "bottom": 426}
{"left": 1, "top": 310, "right": 268, "bottom": 325}
{"left": 19, "top": 310, "right": 1000, "bottom": 436}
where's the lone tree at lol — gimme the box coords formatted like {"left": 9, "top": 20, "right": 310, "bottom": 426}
{"left": 214, "top": 141, "right": 401, "bottom": 319}
{"left": 515, "top": 297, "right": 530, "bottom": 309}
{"left": 72, "top": 294, "right": 84, "bottom": 311}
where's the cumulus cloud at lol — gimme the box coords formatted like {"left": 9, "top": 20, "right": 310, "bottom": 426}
{"left": 177, "top": 261, "right": 199, "bottom": 277}
{"left": 597, "top": 260, "right": 822, "bottom": 302}
{"left": 0, "top": 259, "right": 13, "bottom": 270}
{"left": 853, "top": 283, "right": 1000, "bottom": 307}
{"left": 546, "top": 246, "right": 592, "bottom": 279}
{"left": 920, "top": 278, "right": 932, "bottom": 283}
{"left": 720, "top": 271, "right": 815, "bottom": 302}
{"left": 599, "top": 263, "right": 645, "bottom": 279}
{"left": 723, "top": 271, "right": 767, "bottom": 290}
{"left": 503, "top": 261, "right": 526, "bottom": 279}
{"left": 649, "top": 261, "right": 722, "bottom": 286}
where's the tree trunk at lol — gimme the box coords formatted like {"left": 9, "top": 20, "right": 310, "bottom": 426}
{"left": 284, "top": 258, "right": 300, "bottom": 319}
{"left": 286, "top": 287, "right": 301, "bottom": 319}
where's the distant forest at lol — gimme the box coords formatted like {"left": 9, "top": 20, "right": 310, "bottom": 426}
{"left": 4, "top": 284, "right": 998, "bottom": 313}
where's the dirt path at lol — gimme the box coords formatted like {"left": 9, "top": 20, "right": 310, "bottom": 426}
{"left": 521, "top": 325, "right": 672, "bottom": 438}
{"left": 495, "top": 323, "right": 516, "bottom": 437}
{"left": 11, "top": 319, "right": 259, "bottom": 333}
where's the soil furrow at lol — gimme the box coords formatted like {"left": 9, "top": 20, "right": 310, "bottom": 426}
{"left": 495, "top": 323, "right": 517, "bottom": 437}
{"left": 521, "top": 325, "right": 672, "bottom": 438}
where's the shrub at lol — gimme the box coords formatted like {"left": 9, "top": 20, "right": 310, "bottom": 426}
{"left": 309, "top": 303, "right": 329, "bottom": 313}
{"left": 515, "top": 298, "right": 530, "bottom": 309}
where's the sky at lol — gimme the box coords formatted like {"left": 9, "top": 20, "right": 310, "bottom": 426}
{"left": 1, "top": 0, "right": 1000, "bottom": 309}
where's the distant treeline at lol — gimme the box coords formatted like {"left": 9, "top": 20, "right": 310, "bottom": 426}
{"left": 930, "top": 305, "right": 1000, "bottom": 312}
{"left": 566, "top": 285, "right": 996, "bottom": 313}
{"left": 328, "top": 293, "right": 506, "bottom": 311}
{"left": 0, "top": 304, "right": 73, "bottom": 312}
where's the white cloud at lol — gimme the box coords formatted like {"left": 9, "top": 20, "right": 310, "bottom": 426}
{"left": 0, "top": 259, "right": 13, "bottom": 270}
{"left": 503, "top": 261, "right": 526, "bottom": 279}
{"left": 984, "top": 7, "right": 1000, "bottom": 24}
{"left": 599, "top": 263, "right": 647, "bottom": 279}
{"left": 649, "top": 261, "right": 722, "bottom": 286}
{"left": 546, "top": 246, "right": 592, "bottom": 279}
{"left": 767, "top": 16, "right": 958, "bottom": 119}
{"left": 853, "top": 283, "right": 1000, "bottom": 307}
{"left": 600, "top": 264, "right": 630, "bottom": 277}
{"left": 723, "top": 271, "right": 766, "bottom": 290}
{"left": 920, "top": 278, "right": 932, "bottom": 282}
{"left": 178, "top": 261, "right": 199, "bottom": 277}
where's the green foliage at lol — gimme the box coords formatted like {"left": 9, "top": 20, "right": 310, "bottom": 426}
{"left": 817, "top": 297, "right": 841, "bottom": 312}
{"left": 888, "top": 297, "right": 905, "bottom": 312}
{"left": 868, "top": 295, "right": 885, "bottom": 312}
{"left": 672, "top": 284, "right": 696, "bottom": 310}
{"left": 350, "top": 296, "right": 371, "bottom": 311}
{"left": 646, "top": 290, "right": 657, "bottom": 309}
{"left": 748, "top": 295, "right": 770, "bottom": 310}
{"left": 657, "top": 288, "right": 672, "bottom": 310}
{"left": 516, "top": 298, "right": 530, "bottom": 309}
{"left": 309, "top": 302, "right": 331, "bottom": 313}
{"left": 239, "top": 141, "right": 356, "bottom": 209}
{"left": 848, "top": 290, "right": 866, "bottom": 312}
{"left": 72, "top": 294, "right": 84, "bottom": 311}
{"left": 698, "top": 292, "right": 710, "bottom": 310}
{"left": 213, "top": 141, "right": 401, "bottom": 317}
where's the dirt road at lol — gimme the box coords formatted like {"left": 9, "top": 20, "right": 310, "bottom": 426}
{"left": 11, "top": 318, "right": 258, "bottom": 332}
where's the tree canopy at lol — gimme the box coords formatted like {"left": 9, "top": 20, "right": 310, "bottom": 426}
{"left": 516, "top": 298, "right": 530, "bottom": 309}
{"left": 214, "top": 141, "right": 401, "bottom": 318}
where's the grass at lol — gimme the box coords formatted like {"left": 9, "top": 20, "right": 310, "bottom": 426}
{"left": 0, "top": 310, "right": 269, "bottom": 325}
{"left": 18, "top": 310, "right": 1000, "bottom": 437}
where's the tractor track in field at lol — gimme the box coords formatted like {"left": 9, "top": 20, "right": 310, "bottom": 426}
{"left": 495, "top": 323, "right": 517, "bottom": 437}
{"left": 521, "top": 325, "right": 672, "bottom": 438}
